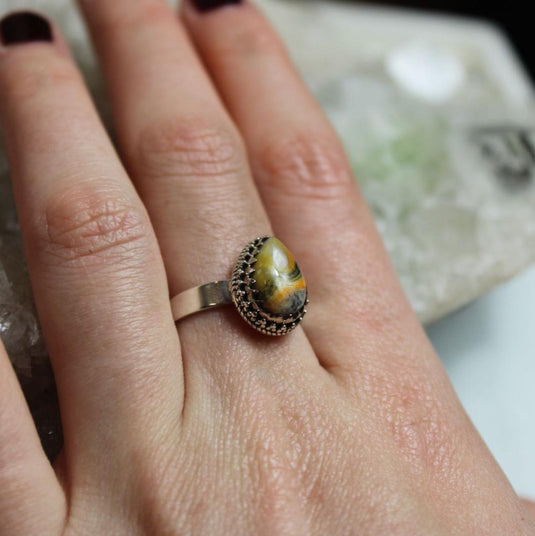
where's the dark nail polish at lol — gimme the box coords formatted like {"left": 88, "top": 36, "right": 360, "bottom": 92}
{"left": 0, "top": 12, "right": 52, "bottom": 46}
{"left": 190, "top": 0, "right": 242, "bottom": 13}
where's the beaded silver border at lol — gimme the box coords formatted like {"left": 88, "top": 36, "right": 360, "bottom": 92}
{"left": 230, "top": 237, "right": 308, "bottom": 336}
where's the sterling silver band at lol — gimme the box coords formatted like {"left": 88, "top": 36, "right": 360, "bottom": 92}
{"left": 170, "top": 237, "right": 307, "bottom": 336}
{"left": 171, "top": 280, "right": 232, "bottom": 322}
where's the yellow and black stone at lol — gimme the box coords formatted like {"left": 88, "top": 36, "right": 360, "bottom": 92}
{"left": 253, "top": 238, "right": 307, "bottom": 316}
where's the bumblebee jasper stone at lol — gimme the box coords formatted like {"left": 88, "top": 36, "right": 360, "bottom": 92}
{"left": 253, "top": 238, "right": 307, "bottom": 316}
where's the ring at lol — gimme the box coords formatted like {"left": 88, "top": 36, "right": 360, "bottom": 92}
{"left": 171, "top": 237, "right": 308, "bottom": 336}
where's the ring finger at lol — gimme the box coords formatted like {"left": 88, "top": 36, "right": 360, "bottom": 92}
{"left": 77, "top": 0, "right": 319, "bottom": 407}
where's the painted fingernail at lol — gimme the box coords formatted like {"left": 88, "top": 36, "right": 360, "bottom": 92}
{"left": 0, "top": 12, "right": 53, "bottom": 46}
{"left": 190, "top": 0, "right": 242, "bottom": 13}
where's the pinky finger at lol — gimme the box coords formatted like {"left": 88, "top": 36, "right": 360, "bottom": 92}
{"left": 0, "top": 340, "right": 65, "bottom": 535}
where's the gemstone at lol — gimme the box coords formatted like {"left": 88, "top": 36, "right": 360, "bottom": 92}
{"left": 253, "top": 238, "right": 307, "bottom": 316}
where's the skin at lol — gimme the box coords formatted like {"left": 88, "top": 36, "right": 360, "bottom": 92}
{"left": 0, "top": 1, "right": 533, "bottom": 534}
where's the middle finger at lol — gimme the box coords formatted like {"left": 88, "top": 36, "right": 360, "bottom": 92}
{"left": 77, "top": 0, "right": 319, "bottom": 398}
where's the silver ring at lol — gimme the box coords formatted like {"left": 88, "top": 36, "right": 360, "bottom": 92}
{"left": 171, "top": 237, "right": 308, "bottom": 336}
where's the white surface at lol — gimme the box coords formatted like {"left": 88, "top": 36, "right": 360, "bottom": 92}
{"left": 427, "top": 265, "right": 535, "bottom": 499}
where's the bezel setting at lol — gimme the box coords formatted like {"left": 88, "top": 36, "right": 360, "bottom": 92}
{"left": 230, "top": 237, "right": 308, "bottom": 336}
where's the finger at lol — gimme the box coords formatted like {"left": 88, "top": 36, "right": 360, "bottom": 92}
{"left": 181, "top": 1, "right": 428, "bottom": 376}
{"left": 521, "top": 499, "right": 535, "bottom": 524}
{"left": 77, "top": 0, "right": 270, "bottom": 295}
{"left": 0, "top": 10, "right": 182, "bottom": 487}
{"left": 0, "top": 339, "right": 65, "bottom": 535}
{"left": 77, "top": 0, "right": 318, "bottom": 397}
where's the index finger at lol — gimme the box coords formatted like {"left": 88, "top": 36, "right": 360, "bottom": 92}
{"left": 0, "top": 11, "right": 182, "bottom": 486}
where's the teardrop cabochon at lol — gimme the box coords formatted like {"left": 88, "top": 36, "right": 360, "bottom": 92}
{"left": 230, "top": 237, "right": 308, "bottom": 336}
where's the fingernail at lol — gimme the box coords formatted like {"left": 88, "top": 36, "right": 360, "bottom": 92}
{"left": 190, "top": 0, "right": 242, "bottom": 13}
{"left": 0, "top": 12, "right": 53, "bottom": 46}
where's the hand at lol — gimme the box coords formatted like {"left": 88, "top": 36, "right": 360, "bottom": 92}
{"left": 0, "top": 2, "right": 532, "bottom": 534}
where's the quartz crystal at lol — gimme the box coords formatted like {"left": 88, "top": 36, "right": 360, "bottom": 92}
{"left": 1, "top": 0, "right": 535, "bottom": 457}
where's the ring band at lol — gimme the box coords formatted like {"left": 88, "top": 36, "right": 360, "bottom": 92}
{"left": 171, "top": 237, "right": 308, "bottom": 336}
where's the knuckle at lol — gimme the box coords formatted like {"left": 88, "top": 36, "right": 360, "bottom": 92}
{"left": 40, "top": 184, "right": 149, "bottom": 267}
{"left": 136, "top": 116, "right": 245, "bottom": 183}
{"left": 0, "top": 54, "right": 80, "bottom": 103}
{"left": 256, "top": 132, "right": 353, "bottom": 200}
